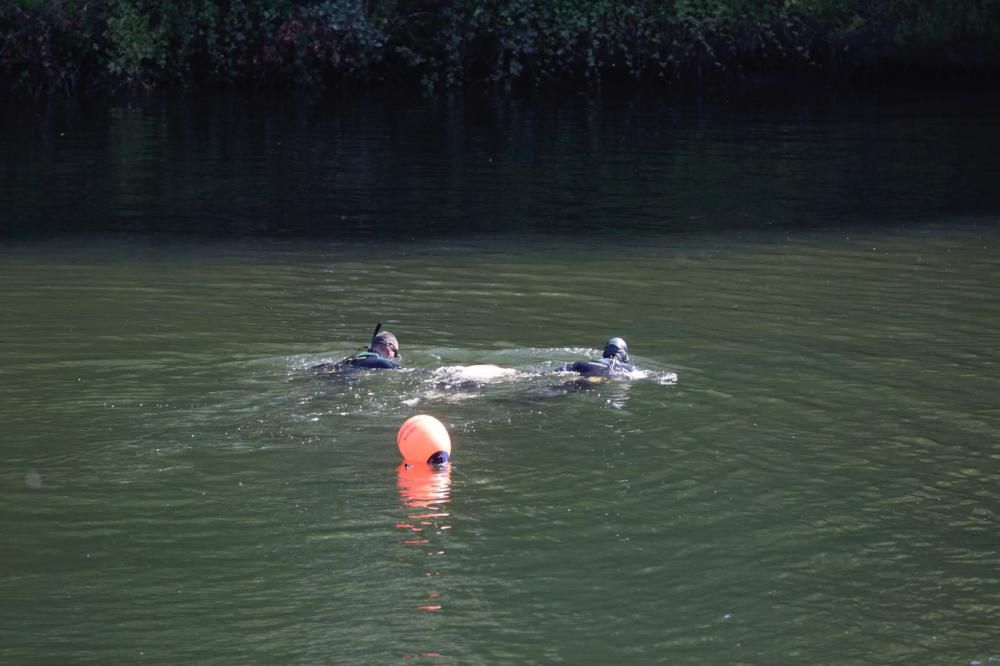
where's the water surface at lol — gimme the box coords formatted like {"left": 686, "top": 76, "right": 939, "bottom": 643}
{"left": 1, "top": 92, "right": 999, "bottom": 664}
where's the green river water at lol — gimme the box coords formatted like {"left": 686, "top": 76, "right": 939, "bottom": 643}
{"left": 1, "top": 92, "right": 999, "bottom": 664}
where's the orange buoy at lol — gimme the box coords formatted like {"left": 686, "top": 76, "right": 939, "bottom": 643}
{"left": 397, "top": 414, "right": 452, "bottom": 464}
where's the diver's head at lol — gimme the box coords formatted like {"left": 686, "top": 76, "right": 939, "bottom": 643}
{"left": 371, "top": 330, "right": 400, "bottom": 359}
{"left": 602, "top": 337, "right": 630, "bottom": 363}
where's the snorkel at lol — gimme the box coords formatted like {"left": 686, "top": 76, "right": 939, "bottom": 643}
{"left": 333, "top": 322, "right": 385, "bottom": 366}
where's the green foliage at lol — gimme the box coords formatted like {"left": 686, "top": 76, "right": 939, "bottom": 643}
{"left": 265, "top": 0, "right": 386, "bottom": 85}
{"left": 892, "top": 0, "right": 1000, "bottom": 46}
{"left": 2, "top": 0, "right": 998, "bottom": 93}
{"left": 105, "top": 0, "right": 167, "bottom": 84}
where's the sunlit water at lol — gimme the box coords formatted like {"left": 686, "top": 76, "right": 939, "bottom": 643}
{"left": 1, "top": 227, "right": 998, "bottom": 664}
{"left": 2, "top": 92, "right": 1000, "bottom": 664}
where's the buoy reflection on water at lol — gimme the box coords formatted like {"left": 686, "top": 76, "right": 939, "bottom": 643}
{"left": 396, "top": 462, "right": 452, "bottom": 618}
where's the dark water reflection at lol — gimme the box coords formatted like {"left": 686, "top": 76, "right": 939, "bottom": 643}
{"left": 3, "top": 91, "right": 1000, "bottom": 239}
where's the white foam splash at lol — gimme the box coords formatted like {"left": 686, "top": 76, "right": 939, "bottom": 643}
{"left": 657, "top": 371, "right": 679, "bottom": 385}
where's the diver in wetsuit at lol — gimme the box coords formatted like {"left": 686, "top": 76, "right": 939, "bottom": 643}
{"left": 312, "top": 323, "right": 401, "bottom": 375}
{"left": 558, "top": 337, "right": 634, "bottom": 379}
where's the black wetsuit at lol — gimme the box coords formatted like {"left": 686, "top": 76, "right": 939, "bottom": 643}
{"left": 558, "top": 357, "right": 634, "bottom": 378}
{"left": 313, "top": 351, "right": 400, "bottom": 375}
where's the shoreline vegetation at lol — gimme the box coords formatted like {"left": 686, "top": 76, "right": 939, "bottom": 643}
{"left": 2, "top": 0, "right": 999, "bottom": 96}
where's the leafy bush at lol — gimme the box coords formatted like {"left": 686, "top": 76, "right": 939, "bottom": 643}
{"left": 1, "top": 0, "right": 997, "bottom": 93}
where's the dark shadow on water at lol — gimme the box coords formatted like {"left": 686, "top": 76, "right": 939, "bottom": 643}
{"left": 3, "top": 89, "right": 1000, "bottom": 240}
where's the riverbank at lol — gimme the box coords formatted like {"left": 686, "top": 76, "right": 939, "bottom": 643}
{"left": 3, "top": 0, "right": 999, "bottom": 95}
